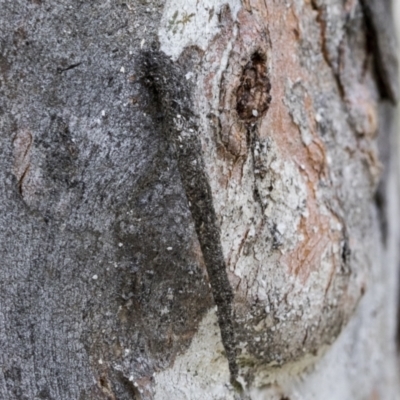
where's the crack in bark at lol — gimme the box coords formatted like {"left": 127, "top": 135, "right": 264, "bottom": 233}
{"left": 310, "top": 0, "right": 345, "bottom": 98}
{"left": 236, "top": 51, "right": 272, "bottom": 216}
{"left": 247, "top": 125, "right": 267, "bottom": 216}
{"left": 56, "top": 62, "right": 82, "bottom": 74}
{"left": 12, "top": 129, "right": 33, "bottom": 198}
{"left": 311, "top": 0, "right": 398, "bottom": 103}
{"left": 359, "top": 0, "right": 399, "bottom": 103}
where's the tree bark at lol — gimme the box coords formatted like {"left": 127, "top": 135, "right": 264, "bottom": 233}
{"left": 0, "top": 0, "right": 399, "bottom": 399}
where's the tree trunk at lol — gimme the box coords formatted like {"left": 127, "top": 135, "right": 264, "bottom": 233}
{"left": 0, "top": 0, "right": 399, "bottom": 399}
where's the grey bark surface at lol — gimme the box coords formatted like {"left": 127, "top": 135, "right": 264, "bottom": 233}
{"left": 0, "top": 0, "right": 399, "bottom": 399}
{"left": 0, "top": 2, "right": 213, "bottom": 399}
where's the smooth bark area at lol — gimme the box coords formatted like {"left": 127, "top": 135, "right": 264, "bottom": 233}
{"left": 0, "top": 0, "right": 399, "bottom": 399}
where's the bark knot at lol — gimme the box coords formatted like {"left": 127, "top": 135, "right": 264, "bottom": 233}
{"left": 236, "top": 52, "right": 271, "bottom": 122}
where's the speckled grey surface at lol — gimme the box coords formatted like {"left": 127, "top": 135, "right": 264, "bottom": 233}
{"left": 0, "top": 1, "right": 214, "bottom": 399}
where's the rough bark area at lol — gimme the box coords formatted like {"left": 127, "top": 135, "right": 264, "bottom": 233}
{"left": 0, "top": 0, "right": 399, "bottom": 399}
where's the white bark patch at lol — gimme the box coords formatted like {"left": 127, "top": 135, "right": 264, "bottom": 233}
{"left": 158, "top": 0, "right": 241, "bottom": 60}
{"left": 156, "top": 0, "right": 396, "bottom": 394}
{"left": 284, "top": 80, "right": 314, "bottom": 146}
{"left": 153, "top": 309, "right": 236, "bottom": 400}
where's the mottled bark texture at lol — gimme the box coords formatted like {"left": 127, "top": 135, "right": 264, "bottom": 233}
{"left": 0, "top": 0, "right": 399, "bottom": 399}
